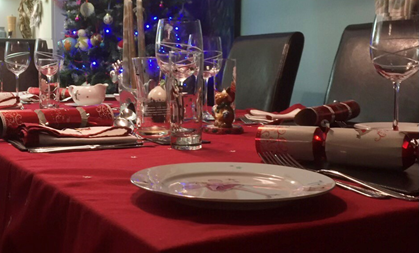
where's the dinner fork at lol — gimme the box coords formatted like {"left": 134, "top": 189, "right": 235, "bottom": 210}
{"left": 259, "top": 152, "right": 419, "bottom": 201}
{"left": 259, "top": 152, "right": 387, "bottom": 199}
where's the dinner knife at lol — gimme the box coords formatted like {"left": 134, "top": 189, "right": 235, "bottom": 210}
{"left": 27, "top": 143, "right": 148, "bottom": 153}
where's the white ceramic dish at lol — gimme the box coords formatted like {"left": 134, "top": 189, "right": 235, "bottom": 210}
{"left": 64, "top": 102, "right": 112, "bottom": 107}
{"left": 68, "top": 83, "right": 108, "bottom": 106}
{"left": 131, "top": 162, "right": 335, "bottom": 209}
{"left": 354, "top": 122, "right": 419, "bottom": 134}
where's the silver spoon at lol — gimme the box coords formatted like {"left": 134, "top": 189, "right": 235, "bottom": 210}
{"left": 119, "top": 107, "right": 137, "bottom": 122}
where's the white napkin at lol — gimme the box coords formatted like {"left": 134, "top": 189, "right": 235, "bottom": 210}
{"left": 0, "top": 92, "right": 22, "bottom": 109}
{"left": 244, "top": 104, "right": 305, "bottom": 123}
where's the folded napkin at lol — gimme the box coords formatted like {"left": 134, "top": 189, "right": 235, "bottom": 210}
{"left": 0, "top": 92, "right": 22, "bottom": 109}
{"left": 244, "top": 104, "right": 306, "bottom": 123}
{"left": 18, "top": 123, "right": 136, "bottom": 147}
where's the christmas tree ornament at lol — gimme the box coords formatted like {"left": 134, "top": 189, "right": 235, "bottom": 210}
{"left": 90, "top": 33, "right": 103, "bottom": 46}
{"left": 77, "top": 37, "right": 90, "bottom": 51}
{"left": 63, "top": 37, "right": 77, "bottom": 52}
{"left": 77, "top": 29, "right": 87, "bottom": 38}
{"left": 80, "top": 1, "right": 95, "bottom": 18}
{"left": 117, "top": 40, "right": 123, "bottom": 50}
{"left": 103, "top": 13, "right": 113, "bottom": 25}
{"left": 75, "top": 14, "right": 80, "bottom": 21}
{"left": 159, "top": 1, "right": 163, "bottom": 8}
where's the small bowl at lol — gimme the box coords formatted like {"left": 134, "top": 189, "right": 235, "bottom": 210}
{"left": 68, "top": 83, "right": 108, "bottom": 106}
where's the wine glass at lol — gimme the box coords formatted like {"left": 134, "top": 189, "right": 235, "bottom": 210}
{"left": 34, "top": 38, "right": 64, "bottom": 71}
{"left": 155, "top": 19, "right": 203, "bottom": 71}
{"left": 202, "top": 36, "right": 222, "bottom": 121}
{"left": 370, "top": 13, "right": 419, "bottom": 130}
{"left": 155, "top": 18, "right": 204, "bottom": 150}
{"left": 4, "top": 41, "right": 31, "bottom": 101}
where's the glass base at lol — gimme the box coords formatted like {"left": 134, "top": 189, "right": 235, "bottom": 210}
{"left": 171, "top": 134, "right": 202, "bottom": 150}
{"left": 137, "top": 127, "right": 169, "bottom": 139}
{"left": 203, "top": 111, "right": 214, "bottom": 121}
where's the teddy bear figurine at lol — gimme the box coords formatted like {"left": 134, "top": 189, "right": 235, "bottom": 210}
{"left": 212, "top": 82, "right": 236, "bottom": 128}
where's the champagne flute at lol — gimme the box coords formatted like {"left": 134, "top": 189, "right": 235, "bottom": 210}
{"left": 370, "top": 13, "right": 419, "bottom": 130}
{"left": 202, "top": 36, "right": 222, "bottom": 121}
{"left": 4, "top": 41, "right": 31, "bottom": 102}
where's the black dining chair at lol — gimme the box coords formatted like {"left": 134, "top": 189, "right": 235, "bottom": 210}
{"left": 324, "top": 23, "right": 419, "bottom": 123}
{"left": 227, "top": 32, "right": 304, "bottom": 112}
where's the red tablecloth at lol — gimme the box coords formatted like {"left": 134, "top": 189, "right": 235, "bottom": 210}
{"left": 0, "top": 102, "right": 418, "bottom": 253}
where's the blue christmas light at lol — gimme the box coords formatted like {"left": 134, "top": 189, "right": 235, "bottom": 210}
{"left": 145, "top": 24, "right": 150, "bottom": 29}
{"left": 174, "top": 26, "right": 179, "bottom": 31}
{"left": 105, "top": 29, "right": 111, "bottom": 34}
{"left": 169, "top": 17, "right": 173, "bottom": 20}
{"left": 72, "top": 30, "right": 77, "bottom": 35}
{"left": 153, "top": 16, "right": 158, "bottom": 20}
{"left": 134, "top": 31, "right": 138, "bottom": 36}
{"left": 92, "top": 61, "right": 97, "bottom": 66}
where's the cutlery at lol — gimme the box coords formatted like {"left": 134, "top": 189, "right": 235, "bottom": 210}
{"left": 61, "top": 96, "right": 73, "bottom": 102}
{"left": 249, "top": 109, "right": 301, "bottom": 120}
{"left": 28, "top": 142, "right": 149, "bottom": 153}
{"left": 260, "top": 152, "right": 419, "bottom": 201}
{"left": 144, "top": 137, "right": 211, "bottom": 145}
{"left": 259, "top": 151, "right": 388, "bottom": 199}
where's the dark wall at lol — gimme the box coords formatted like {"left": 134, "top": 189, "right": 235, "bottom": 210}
{"left": 0, "top": 39, "right": 38, "bottom": 92}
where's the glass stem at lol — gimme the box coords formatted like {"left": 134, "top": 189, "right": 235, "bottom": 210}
{"left": 392, "top": 81, "right": 400, "bottom": 131}
{"left": 15, "top": 74, "right": 20, "bottom": 99}
{"left": 203, "top": 77, "right": 209, "bottom": 112}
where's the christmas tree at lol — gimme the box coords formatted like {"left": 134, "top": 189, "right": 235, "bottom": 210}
{"left": 60, "top": 0, "right": 191, "bottom": 93}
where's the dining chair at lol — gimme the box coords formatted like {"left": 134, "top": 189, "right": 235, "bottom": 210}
{"left": 324, "top": 23, "right": 419, "bottom": 123}
{"left": 227, "top": 32, "right": 304, "bottom": 112}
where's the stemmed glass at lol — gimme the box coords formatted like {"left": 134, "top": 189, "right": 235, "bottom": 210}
{"left": 155, "top": 18, "right": 204, "bottom": 150}
{"left": 370, "top": 13, "right": 419, "bottom": 130}
{"left": 202, "top": 36, "right": 222, "bottom": 121}
{"left": 34, "top": 38, "right": 64, "bottom": 70}
{"left": 34, "top": 38, "right": 64, "bottom": 108}
{"left": 4, "top": 41, "right": 31, "bottom": 101}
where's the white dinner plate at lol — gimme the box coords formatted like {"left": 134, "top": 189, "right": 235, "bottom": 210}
{"left": 354, "top": 122, "right": 419, "bottom": 134}
{"left": 131, "top": 162, "right": 335, "bottom": 209}
{"left": 64, "top": 102, "right": 112, "bottom": 107}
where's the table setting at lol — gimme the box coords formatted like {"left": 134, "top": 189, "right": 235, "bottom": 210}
{"left": 0, "top": 3, "right": 419, "bottom": 252}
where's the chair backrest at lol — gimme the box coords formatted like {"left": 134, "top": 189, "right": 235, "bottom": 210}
{"left": 227, "top": 32, "right": 304, "bottom": 112}
{"left": 325, "top": 23, "right": 419, "bottom": 123}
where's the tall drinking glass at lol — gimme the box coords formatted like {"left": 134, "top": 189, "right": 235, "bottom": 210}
{"left": 202, "top": 36, "right": 222, "bottom": 121}
{"left": 132, "top": 57, "right": 171, "bottom": 139}
{"left": 370, "top": 13, "right": 419, "bottom": 130}
{"left": 4, "top": 41, "right": 31, "bottom": 101}
{"left": 38, "top": 58, "right": 61, "bottom": 108}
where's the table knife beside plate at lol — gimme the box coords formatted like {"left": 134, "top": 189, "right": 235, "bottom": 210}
{"left": 27, "top": 142, "right": 148, "bottom": 153}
